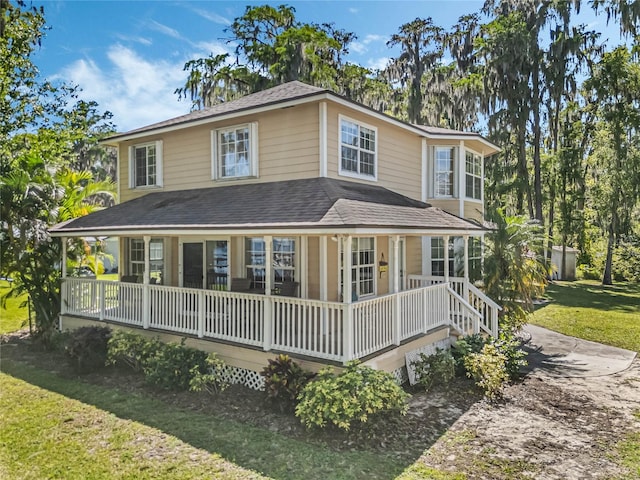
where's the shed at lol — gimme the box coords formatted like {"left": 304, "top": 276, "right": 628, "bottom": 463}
{"left": 551, "top": 246, "right": 578, "bottom": 280}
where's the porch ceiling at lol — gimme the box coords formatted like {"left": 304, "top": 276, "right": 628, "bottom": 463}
{"left": 50, "top": 177, "right": 485, "bottom": 237}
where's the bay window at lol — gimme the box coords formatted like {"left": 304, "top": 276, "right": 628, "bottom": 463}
{"left": 434, "top": 147, "right": 455, "bottom": 196}
{"left": 465, "top": 151, "right": 482, "bottom": 200}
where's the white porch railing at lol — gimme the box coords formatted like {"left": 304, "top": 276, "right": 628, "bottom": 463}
{"left": 408, "top": 274, "right": 500, "bottom": 337}
{"left": 60, "top": 278, "right": 464, "bottom": 363}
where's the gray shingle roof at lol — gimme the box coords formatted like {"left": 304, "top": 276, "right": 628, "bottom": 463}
{"left": 107, "top": 81, "right": 328, "bottom": 140}
{"left": 50, "top": 178, "right": 483, "bottom": 234}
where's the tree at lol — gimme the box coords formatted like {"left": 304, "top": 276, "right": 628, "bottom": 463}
{"left": 483, "top": 210, "right": 548, "bottom": 331}
{"left": 0, "top": 1, "right": 115, "bottom": 344}
{"left": 176, "top": 4, "right": 372, "bottom": 110}
{"left": 385, "top": 18, "right": 444, "bottom": 124}
{"left": 584, "top": 46, "right": 640, "bottom": 284}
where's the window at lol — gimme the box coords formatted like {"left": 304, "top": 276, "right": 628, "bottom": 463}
{"left": 244, "top": 237, "right": 296, "bottom": 291}
{"left": 273, "top": 237, "right": 296, "bottom": 289}
{"left": 340, "top": 237, "right": 375, "bottom": 300}
{"left": 434, "top": 147, "right": 455, "bottom": 196}
{"left": 431, "top": 237, "right": 464, "bottom": 277}
{"left": 129, "top": 141, "right": 162, "bottom": 188}
{"left": 245, "top": 238, "right": 266, "bottom": 290}
{"left": 129, "top": 238, "right": 164, "bottom": 283}
{"left": 212, "top": 123, "right": 258, "bottom": 179}
{"left": 468, "top": 237, "right": 482, "bottom": 282}
{"left": 339, "top": 117, "right": 377, "bottom": 179}
{"left": 465, "top": 151, "right": 482, "bottom": 200}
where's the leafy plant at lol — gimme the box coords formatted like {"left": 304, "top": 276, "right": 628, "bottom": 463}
{"left": 492, "top": 333, "right": 528, "bottom": 379}
{"left": 464, "top": 343, "right": 509, "bottom": 400}
{"left": 295, "top": 361, "right": 409, "bottom": 431}
{"left": 143, "top": 339, "right": 209, "bottom": 391}
{"left": 261, "top": 354, "right": 315, "bottom": 411}
{"left": 189, "top": 352, "right": 230, "bottom": 395}
{"left": 64, "top": 326, "right": 111, "bottom": 373}
{"left": 106, "top": 330, "right": 161, "bottom": 372}
{"left": 451, "top": 334, "right": 487, "bottom": 376}
{"left": 411, "top": 348, "right": 455, "bottom": 391}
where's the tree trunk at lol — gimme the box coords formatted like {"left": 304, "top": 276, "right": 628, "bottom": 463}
{"left": 532, "top": 63, "right": 543, "bottom": 222}
{"left": 602, "top": 219, "right": 615, "bottom": 285}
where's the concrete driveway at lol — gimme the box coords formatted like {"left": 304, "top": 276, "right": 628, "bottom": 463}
{"left": 522, "top": 324, "right": 637, "bottom": 377}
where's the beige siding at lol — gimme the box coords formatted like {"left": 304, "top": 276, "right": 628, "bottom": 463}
{"left": 307, "top": 236, "right": 320, "bottom": 300}
{"left": 405, "top": 236, "right": 423, "bottom": 276}
{"left": 377, "top": 236, "right": 389, "bottom": 296}
{"left": 429, "top": 198, "right": 461, "bottom": 217}
{"left": 326, "top": 103, "right": 422, "bottom": 200}
{"left": 326, "top": 237, "right": 340, "bottom": 302}
{"left": 463, "top": 200, "right": 484, "bottom": 222}
{"left": 119, "top": 103, "right": 320, "bottom": 203}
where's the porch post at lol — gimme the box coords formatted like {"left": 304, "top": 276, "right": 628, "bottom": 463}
{"left": 463, "top": 236, "right": 470, "bottom": 300}
{"left": 443, "top": 235, "right": 450, "bottom": 283}
{"left": 142, "top": 235, "right": 150, "bottom": 329}
{"left": 342, "top": 235, "right": 354, "bottom": 362}
{"left": 392, "top": 235, "right": 401, "bottom": 346}
{"left": 263, "top": 235, "right": 273, "bottom": 352}
{"left": 61, "top": 237, "right": 67, "bottom": 278}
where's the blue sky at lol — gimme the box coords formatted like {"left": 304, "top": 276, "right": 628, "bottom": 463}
{"left": 34, "top": 1, "right": 621, "bottom": 132}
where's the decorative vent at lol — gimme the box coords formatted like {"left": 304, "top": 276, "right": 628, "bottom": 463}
{"left": 405, "top": 338, "right": 452, "bottom": 386}
{"left": 222, "top": 365, "right": 265, "bottom": 391}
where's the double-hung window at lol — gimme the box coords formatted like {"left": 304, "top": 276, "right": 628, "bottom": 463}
{"left": 340, "top": 237, "right": 375, "bottom": 300}
{"left": 434, "top": 147, "right": 455, "bottom": 196}
{"left": 244, "top": 237, "right": 296, "bottom": 291}
{"left": 129, "top": 238, "right": 164, "bottom": 283}
{"left": 339, "top": 116, "right": 377, "bottom": 179}
{"left": 465, "top": 151, "right": 482, "bottom": 200}
{"left": 212, "top": 123, "right": 258, "bottom": 180}
{"left": 129, "top": 141, "right": 163, "bottom": 188}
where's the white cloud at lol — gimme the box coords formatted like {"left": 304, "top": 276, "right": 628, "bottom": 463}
{"left": 147, "top": 20, "right": 182, "bottom": 40}
{"left": 350, "top": 34, "right": 386, "bottom": 54}
{"left": 57, "top": 44, "right": 191, "bottom": 132}
{"left": 367, "top": 57, "right": 390, "bottom": 71}
{"left": 193, "top": 41, "right": 230, "bottom": 57}
{"left": 191, "top": 7, "right": 231, "bottom": 25}
{"left": 349, "top": 8, "right": 358, "bottom": 14}
{"left": 114, "top": 34, "right": 153, "bottom": 46}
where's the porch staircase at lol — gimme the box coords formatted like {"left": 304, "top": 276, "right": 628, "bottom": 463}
{"left": 407, "top": 275, "right": 501, "bottom": 338}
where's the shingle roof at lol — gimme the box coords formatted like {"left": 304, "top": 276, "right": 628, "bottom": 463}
{"left": 107, "top": 81, "right": 328, "bottom": 140}
{"left": 50, "top": 178, "right": 483, "bottom": 235}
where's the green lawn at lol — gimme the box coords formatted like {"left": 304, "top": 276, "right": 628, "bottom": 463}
{"left": 0, "top": 281, "right": 29, "bottom": 334}
{"left": 0, "top": 360, "right": 409, "bottom": 480}
{"left": 531, "top": 280, "right": 640, "bottom": 352}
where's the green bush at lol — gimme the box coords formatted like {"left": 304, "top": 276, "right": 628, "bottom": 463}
{"left": 261, "top": 354, "right": 315, "bottom": 411}
{"left": 451, "top": 334, "right": 487, "bottom": 375}
{"left": 106, "top": 330, "right": 161, "bottom": 372}
{"left": 493, "top": 333, "right": 528, "bottom": 379}
{"left": 411, "top": 348, "right": 455, "bottom": 391}
{"left": 189, "top": 352, "right": 230, "bottom": 395}
{"left": 295, "top": 361, "right": 410, "bottom": 431}
{"left": 464, "top": 343, "right": 508, "bottom": 400}
{"left": 65, "top": 326, "right": 112, "bottom": 373}
{"left": 143, "top": 339, "right": 209, "bottom": 391}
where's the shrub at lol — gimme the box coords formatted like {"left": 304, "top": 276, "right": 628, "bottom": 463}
{"left": 106, "top": 330, "right": 161, "bottom": 372}
{"left": 411, "top": 348, "right": 455, "bottom": 391}
{"left": 65, "top": 326, "right": 112, "bottom": 373}
{"left": 143, "top": 339, "right": 209, "bottom": 391}
{"left": 464, "top": 343, "right": 509, "bottom": 400}
{"left": 189, "top": 352, "right": 230, "bottom": 395}
{"left": 261, "top": 354, "right": 315, "bottom": 411}
{"left": 493, "top": 333, "right": 528, "bottom": 380}
{"left": 451, "top": 334, "right": 487, "bottom": 376}
{"left": 295, "top": 361, "right": 409, "bottom": 431}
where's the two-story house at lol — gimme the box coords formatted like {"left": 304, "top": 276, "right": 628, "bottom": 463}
{"left": 52, "top": 81, "right": 500, "bottom": 387}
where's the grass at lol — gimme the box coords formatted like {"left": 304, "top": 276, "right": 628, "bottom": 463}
{"left": 531, "top": 280, "right": 640, "bottom": 352}
{"left": 0, "top": 281, "right": 29, "bottom": 334}
{"left": 0, "top": 359, "right": 409, "bottom": 480}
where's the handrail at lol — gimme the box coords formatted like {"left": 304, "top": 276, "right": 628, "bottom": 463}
{"left": 467, "top": 283, "right": 502, "bottom": 311}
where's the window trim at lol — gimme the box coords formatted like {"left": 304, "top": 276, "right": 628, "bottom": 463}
{"left": 211, "top": 122, "right": 259, "bottom": 181}
{"left": 465, "top": 149, "right": 483, "bottom": 201}
{"left": 339, "top": 236, "right": 376, "bottom": 300}
{"left": 433, "top": 146, "right": 456, "bottom": 198}
{"left": 338, "top": 114, "right": 378, "bottom": 181}
{"left": 128, "top": 140, "right": 163, "bottom": 189}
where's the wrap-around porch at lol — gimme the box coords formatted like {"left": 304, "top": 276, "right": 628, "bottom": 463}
{"left": 61, "top": 273, "right": 498, "bottom": 364}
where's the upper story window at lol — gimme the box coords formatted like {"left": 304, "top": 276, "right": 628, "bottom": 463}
{"left": 434, "top": 147, "right": 455, "bottom": 196}
{"left": 465, "top": 151, "right": 482, "bottom": 200}
{"left": 339, "top": 116, "right": 377, "bottom": 180}
{"left": 212, "top": 123, "right": 258, "bottom": 180}
{"left": 129, "top": 141, "right": 163, "bottom": 188}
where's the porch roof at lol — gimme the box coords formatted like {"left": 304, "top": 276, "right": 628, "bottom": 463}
{"left": 50, "top": 178, "right": 485, "bottom": 236}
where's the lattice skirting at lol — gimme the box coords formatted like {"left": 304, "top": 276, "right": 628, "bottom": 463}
{"left": 390, "top": 365, "right": 409, "bottom": 385}
{"left": 405, "top": 338, "right": 453, "bottom": 386}
{"left": 221, "top": 365, "right": 265, "bottom": 391}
